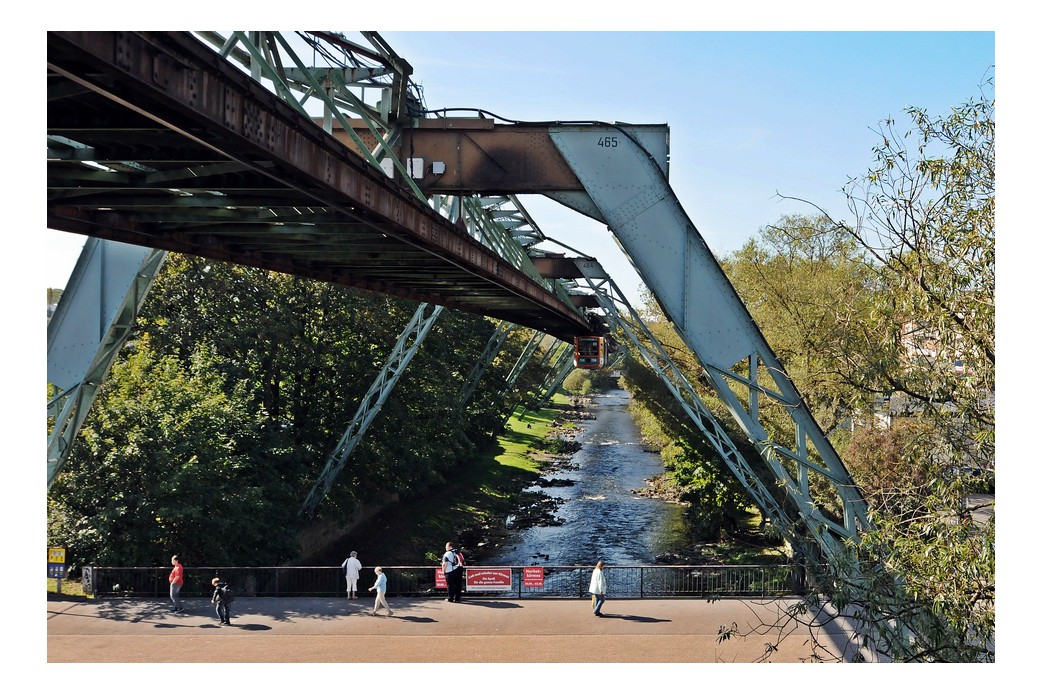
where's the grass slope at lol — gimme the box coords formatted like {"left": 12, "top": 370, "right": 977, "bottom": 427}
{"left": 328, "top": 399, "right": 571, "bottom": 568}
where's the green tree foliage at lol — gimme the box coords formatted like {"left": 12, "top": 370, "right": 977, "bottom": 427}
{"left": 562, "top": 369, "right": 595, "bottom": 396}
{"left": 139, "top": 256, "right": 517, "bottom": 514}
{"left": 720, "top": 217, "right": 887, "bottom": 529}
{"left": 49, "top": 337, "right": 299, "bottom": 567}
{"left": 737, "top": 80, "right": 996, "bottom": 661}
{"left": 789, "top": 79, "right": 995, "bottom": 472}
{"left": 837, "top": 88, "right": 994, "bottom": 660}
{"left": 821, "top": 414, "right": 993, "bottom": 661}
{"left": 48, "top": 254, "right": 541, "bottom": 568}
{"left": 723, "top": 216, "right": 876, "bottom": 436}
{"left": 844, "top": 419, "right": 941, "bottom": 515}
{"left": 562, "top": 366, "right": 618, "bottom": 397}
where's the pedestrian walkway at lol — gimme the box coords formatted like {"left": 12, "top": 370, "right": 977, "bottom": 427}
{"left": 47, "top": 594, "right": 858, "bottom": 664}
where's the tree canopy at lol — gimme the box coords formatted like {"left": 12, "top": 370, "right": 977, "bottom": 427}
{"left": 731, "top": 78, "right": 995, "bottom": 661}
{"left": 48, "top": 257, "right": 553, "bottom": 568}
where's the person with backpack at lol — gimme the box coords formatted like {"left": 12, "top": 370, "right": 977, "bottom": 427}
{"left": 210, "top": 576, "right": 234, "bottom": 625}
{"left": 454, "top": 547, "right": 466, "bottom": 599}
{"left": 441, "top": 541, "right": 465, "bottom": 602}
{"left": 341, "top": 550, "right": 363, "bottom": 600}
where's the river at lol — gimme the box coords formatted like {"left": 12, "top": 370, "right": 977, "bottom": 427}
{"left": 485, "top": 388, "right": 690, "bottom": 567}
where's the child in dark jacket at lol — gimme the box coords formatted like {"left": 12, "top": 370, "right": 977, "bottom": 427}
{"left": 210, "top": 577, "right": 234, "bottom": 625}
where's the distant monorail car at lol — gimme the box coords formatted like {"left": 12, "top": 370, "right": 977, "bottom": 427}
{"left": 573, "top": 336, "right": 606, "bottom": 369}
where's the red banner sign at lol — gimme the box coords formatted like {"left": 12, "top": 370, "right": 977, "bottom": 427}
{"left": 435, "top": 568, "right": 447, "bottom": 589}
{"left": 522, "top": 567, "right": 545, "bottom": 588}
{"left": 464, "top": 568, "right": 512, "bottom": 591}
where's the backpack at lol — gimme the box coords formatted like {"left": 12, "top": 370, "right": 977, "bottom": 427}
{"left": 455, "top": 551, "right": 465, "bottom": 567}
{"left": 219, "top": 584, "right": 235, "bottom": 604}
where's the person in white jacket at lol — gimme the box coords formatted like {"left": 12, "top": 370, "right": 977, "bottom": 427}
{"left": 342, "top": 551, "right": 363, "bottom": 599}
{"left": 589, "top": 560, "right": 607, "bottom": 617}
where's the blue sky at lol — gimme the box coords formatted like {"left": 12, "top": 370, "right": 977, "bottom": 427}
{"left": 377, "top": 30, "right": 995, "bottom": 302}
{"left": 43, "top": 30, "right": 996, "bottom": 306}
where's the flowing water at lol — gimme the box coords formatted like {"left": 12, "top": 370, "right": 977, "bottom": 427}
{"left": 486, "top": 388, "right": 690, "bottom": 567}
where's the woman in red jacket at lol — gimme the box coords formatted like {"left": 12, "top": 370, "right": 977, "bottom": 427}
{"left": 169, "top": 555, "right": 184, "bottom": 613}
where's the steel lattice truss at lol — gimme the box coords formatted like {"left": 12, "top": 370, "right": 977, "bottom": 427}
{"left": 47, "top": 31, "right": 592, "bottom": 340}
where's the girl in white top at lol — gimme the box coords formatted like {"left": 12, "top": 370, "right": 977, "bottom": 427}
{"left": 589, "top": 560, "right": 607, "bottom": 617}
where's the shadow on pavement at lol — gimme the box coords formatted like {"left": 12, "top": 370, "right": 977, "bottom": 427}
{"left": 150, "top": 620, "right": 271, "bottom": 630}
{"left": 88, "top": 598, "right": 429, "bottom": 624}
{"left": 46, "top": 594, "right": 88, "bottom": 604}
{"left": 62, "top": 597, "right": 541, "bottom": 626}
{"left": 600, "top": 614, "right": 671, "bottom": 623}
{"left": 451, "top": 600, "right": 521, "bottom": 609}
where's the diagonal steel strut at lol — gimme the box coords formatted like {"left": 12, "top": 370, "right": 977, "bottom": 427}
{"left": 299, "top": 302, "right": 443, "bottom": 519}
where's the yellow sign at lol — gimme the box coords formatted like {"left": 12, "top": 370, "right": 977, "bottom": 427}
{"left": 48, "top": 547, "right": 66, "bottom": 564}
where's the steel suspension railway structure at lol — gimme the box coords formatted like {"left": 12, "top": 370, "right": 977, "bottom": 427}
{"left": 47, "top": 31, "right": 928, "bottom": 659}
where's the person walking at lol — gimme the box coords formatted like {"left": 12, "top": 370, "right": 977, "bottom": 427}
{"left": 589, "top": 560, "right": 607, "bottom": 617}
{"left": 368, "top": 566, "right": 393, "bottom": 616}
{"left": 441, "top": 542, "right": 464, "bottom": 602}
{"left": 342, "top": 551, "right": 363, "bottom": 599}
{"left": 453, "top": 546, "right": 467, "bottom": 600}
{"left": 210, "top": 576, "right": 234, "bottom": 625}
{"left": 168, "top": 554, "right": 185, "bottom": 613}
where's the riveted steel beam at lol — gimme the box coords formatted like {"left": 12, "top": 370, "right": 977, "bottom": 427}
{"left": 47, "top": 31, "right": 592, "bottom": 341}
{"left": 327, "top": 118, "right": 586, "bottom": 194}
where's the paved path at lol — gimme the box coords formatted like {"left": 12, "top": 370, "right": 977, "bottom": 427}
{"left": 48, "top": 594, "right": 859, "bottom": 664}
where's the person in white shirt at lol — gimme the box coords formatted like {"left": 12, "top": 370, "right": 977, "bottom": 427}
{"left": 589, "top": 560, "right": 607, "bottom": 617}
{"left": 342, "top": 551, "right": 363, "bottom": 599}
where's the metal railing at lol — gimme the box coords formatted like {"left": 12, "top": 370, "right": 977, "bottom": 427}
{"left": 84, "top": 564, "right": 807, "bottom": 599}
